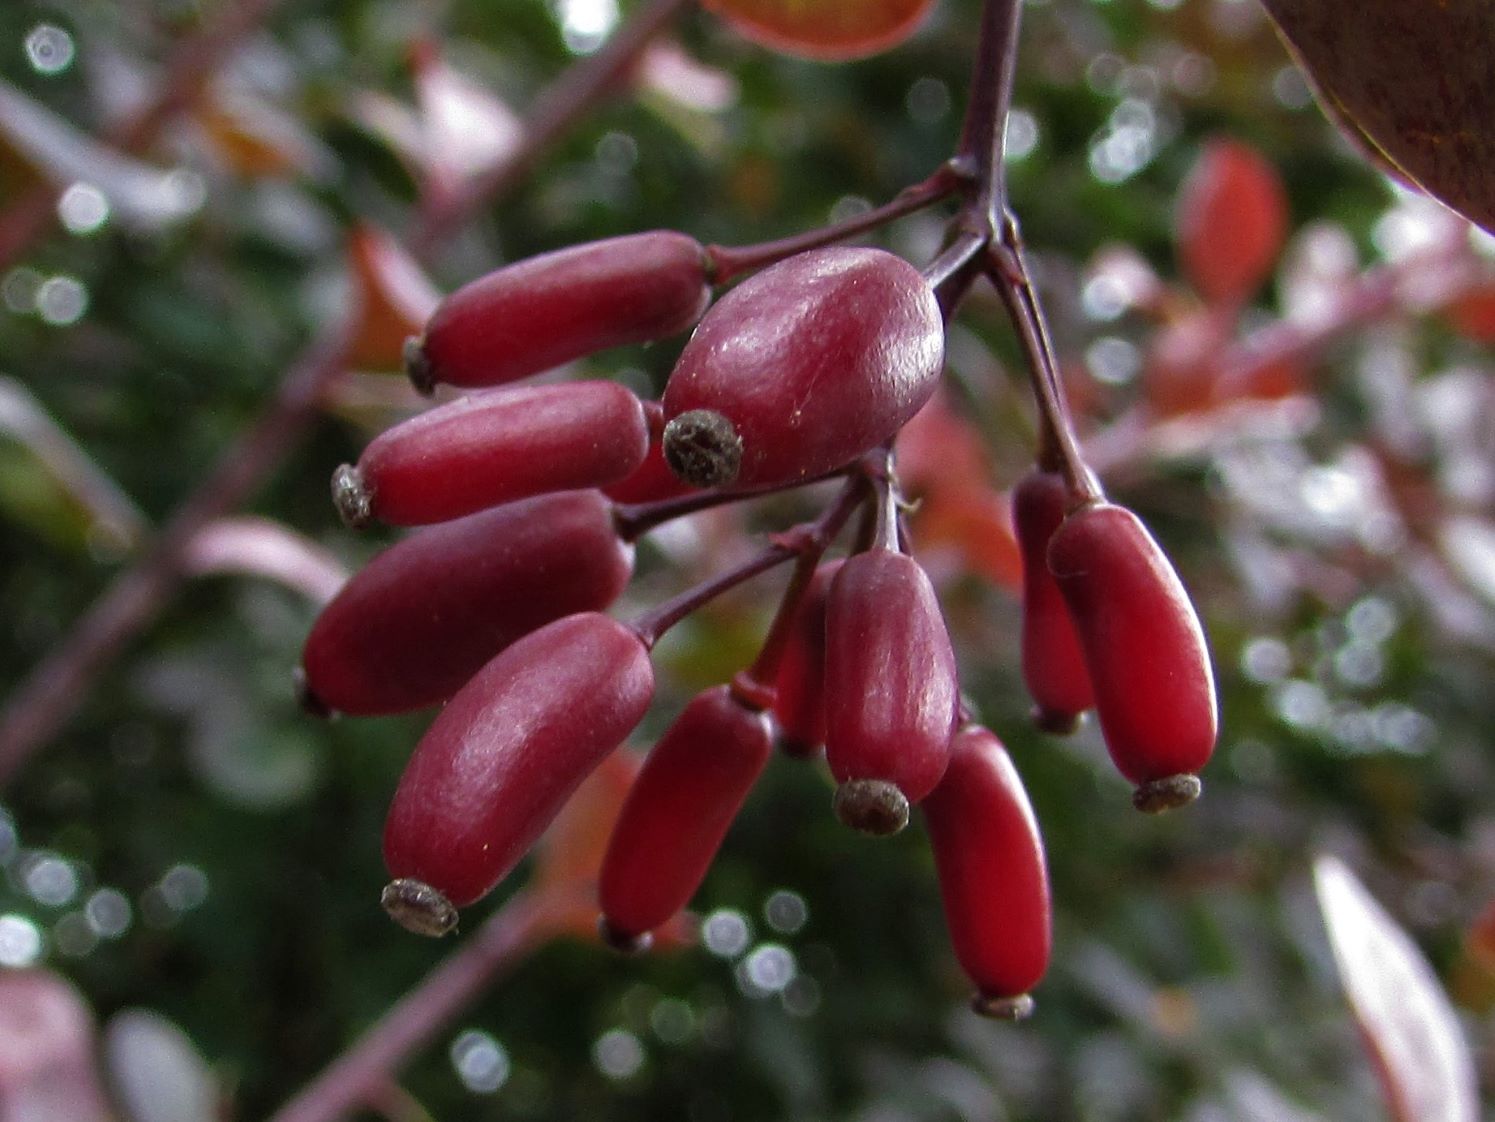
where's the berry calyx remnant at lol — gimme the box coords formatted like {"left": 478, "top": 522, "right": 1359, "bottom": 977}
{"left": 661, "top": 247, "right": 943, "bottom": 489}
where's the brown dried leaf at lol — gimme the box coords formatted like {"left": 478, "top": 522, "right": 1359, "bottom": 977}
{"left": 1314, "top": 854, "right": 1478, "bottom": 1122}
{"left": 1258, "top": 0, "right": 1495, "bottom": 232}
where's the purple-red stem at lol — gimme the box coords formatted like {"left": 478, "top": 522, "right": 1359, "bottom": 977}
{"left": 266, "top": 891, "right": 556, "bottom": 1122}
{"left": 706, "top": 164, "right": 964, "bottom": 283}
{"left": 630, "top": 473, "right": 868, "bottom": 648}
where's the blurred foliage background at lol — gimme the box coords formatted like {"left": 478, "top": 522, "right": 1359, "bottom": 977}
{"left": 0, "top": 0, "right": 1492, "bottom": 1119}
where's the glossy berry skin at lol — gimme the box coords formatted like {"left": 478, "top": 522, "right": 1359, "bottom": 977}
{"left": 1047, "top": 502, "right": 1217, "bottom": 796}
{"left": 824, "top": 549, "right": 959, "bottom": 807}
{"left": 301, "top": 491, "right": 633, "bottom": 716}
{"left": 345, "top": 383, "right": 648, "bottom": 527}
{"left": 410, "top": 231, "right": 711, "bottom": 391}
{"left": 661, "top": 247, "right": 943, "bottom": 489}
{"left": 771, "top": 560, "right": 841, "bottom": 757}
{"left": 383, "top": 613, "right": 654, "bottom": 909}
{"left": 599, "top": 686, "right": 773, "bottom": 941}
{"left": 1014, "top": 469, "right": 1094, "bottom": 732}
{"left": 922, "top": 725, "right": 1051, "bottom": 1011}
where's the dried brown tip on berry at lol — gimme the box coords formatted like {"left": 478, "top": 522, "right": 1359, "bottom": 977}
{"left": 331, "top": 463, "right": 374, "bottom": 530}
{"left": 833, "top": 779, "right": 910, "bottom": 836}
{"left": 1032, "top": 705, "right": 1081, "bottom": 736}
{"left": 972, "top": 992, "right": 1035, "bottom": 1021}
{"left": 381, "top": 878, "right": 458, "bottom": 937}
{"left": 403, "top": 335, "right": 435, "bottom": 396}
{"left": 663, "top": 409, "right": 742, "bottom": 488}
{"left": 597, "top": 915, "right": 653, "bottom": 955}
{"left": 292, "top": 666, "right": 333, "bottom": 719}
{"left": 1132, "top": 773, "right": 1203, "bottom": 814}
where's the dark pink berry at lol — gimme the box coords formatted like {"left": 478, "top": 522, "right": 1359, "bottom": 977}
{"left": 770, "top": 560, "right": 841, "bottom": 758}
{"left": 333, "top": 382, "right": 648, "bottom": 528}
{"left": 598, "top": 685, "right": 773, "bottom": 945}
{"left": 408, "top": 231, "right": 711, "bottom": 392}
{"left": 1013, "top": 468, "right": 1094, "bottom": 733}
{"left": 923, "top": 725, "right": 1050, "bottom": 1018}
{"left": 301, "top": 491, "right": 633, "bottom": 716}
{"left": 661, "top": 247, "right": 943, "bottom": 488}
{"left": 1047, "top": 502, "right": 1217, "bottom": 811}
{"left": 823, "top": 549, "right": 958, "bottom": 833}
{"left": 382, "top": 612, "right": 654, "bottom": 928}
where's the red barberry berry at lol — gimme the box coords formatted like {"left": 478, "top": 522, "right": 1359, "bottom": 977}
{"left": 660, "top": 247, "right": 943, "bottom": 489}
{"left": 597, "top": 685, "right": 773, "bottom": 949}
{"left": 922, "top": 725, "right": 1051, "bottom": 1019}
{"left": 301, "top": 491, "right": 633, "bottom": 717}
{"left": 824, "top": 548, "right": 958, "bottom": 834}
{"left": 406, "top": 231, "right": 712, "bottom": 393}
{"left": 382, "top": 612, "right": 654, "bottom": 934}
{"left": 1046, "top": 501, "right": 1217, "bottom": 811}
{"left": 770, "top": 559, "right": 841, "bottom": 758}
{"left": 331, "top": 382, "right": 648, "bottom": 529}
{"left": 1013, "top": 468, "right": 1094, "bottom": 733}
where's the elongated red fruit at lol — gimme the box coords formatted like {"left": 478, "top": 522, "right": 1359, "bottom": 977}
{"left": 598, "top": 685, "right": 773, "bottom": 947}
{"left": 332, "top": 382, "right": 648, "bottom": 528}
{"left": 381, "top": 613, "right": 654, "bottom": 934}
{"left": 770, "top": 560, "right": 841, "bottom": 758}
{"left": 407, "top": 231, "right": 712, "bottom": 392}
{"left": 824, "top": 549, "right": 958, "bottom": 834}
{"left": 922, "top": 725, "right": 1051, "bottom": 1020}
{"left": 660, "top": 247, "right": 943, "bottom": 489}
{"left": 301, "top": 491, "right": 633, "bottom": 716}
{"left": 1013, "top": 469, "right": 1094, "bottom": 733}
{"left": 1047, "top": 502, "right": 1217, "bottom": 812}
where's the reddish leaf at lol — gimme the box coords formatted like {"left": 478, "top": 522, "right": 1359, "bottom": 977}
{"left": 1314, "top": 855, "right": 1478, "bottom": 1122}
{"left": 346, "top": 225, "right": 441, "bottom": 370}
{"left": 1175, "top": 138, "right": 1288, "bottom": 307}
{"left": 1443, "top": 284, "right": 1495, "bottom": 344}
{"left": 1257, "top": 0, "right": 1495, "bottom": 233}
{"left": 704, "top": 0, "right": 936, "bottom": 61}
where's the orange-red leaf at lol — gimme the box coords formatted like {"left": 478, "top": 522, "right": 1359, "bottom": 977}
{"left": 704, "top": 0, "right": 936, "bottom": 61}
{"left": 1175, "top": 138, "right": 1288, "bottom": 307}
{"left": 347, "top": 226, "right": 441, "bottom": 370}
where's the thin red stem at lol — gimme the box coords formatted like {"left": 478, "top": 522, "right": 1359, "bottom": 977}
{"left": 631, "top": 473, "right": 869, "bottom": 649}
{"left": 738, "top": 475, "right": 870, "bottom": 693}
{"left": 706, "top": 164, "right": 965, "bottom": 284}
{"left": 266, "top": 891, "right": 556, "bottom": 1122}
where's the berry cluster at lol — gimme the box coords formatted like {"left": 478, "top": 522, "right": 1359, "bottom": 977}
{"left": 300, "top": 211, "right": 1218, "bottom": 1018}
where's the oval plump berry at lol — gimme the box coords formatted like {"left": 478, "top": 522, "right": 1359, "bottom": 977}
{"left": 1046, "top": 502, "right": 1217, "bottom": 812}
{"left": 770, "top": 560, "right": 841, "bottom": 758}
{"left": 407, "top": 231, "right": 712, "bottom": 392}
{"left": 301, "top": 491, "right": 633, "bottom": 716}
{"left": 332, "top": 382, "right": 648, "bottom": 528}
{"left": 660, "top": 247, "right": 944, "bottom": 489}
{"left": 922, "top": 725, "right": 1051, "bottom": 1019}
{"left": 823, "top": 549, "right": 959, "bottom": 834}
{"left": 382, "top": 612, "right": 654, "bottom": 933}
{"left": 1013, "top": 469, "right": 1094, "bottom": 733}
{"left": 598, "top": 685, "right": 773, "bottom": 948}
